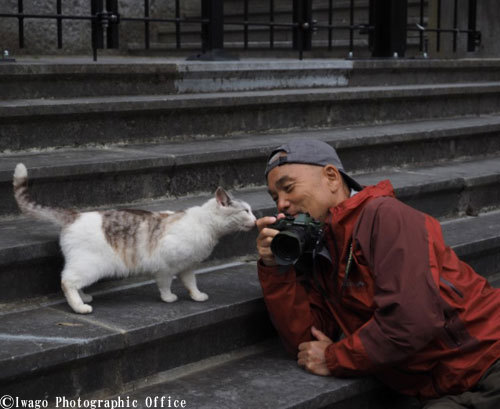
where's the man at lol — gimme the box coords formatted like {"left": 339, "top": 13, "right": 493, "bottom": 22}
{"left": 256, "top": 139, "right": 500, "bottom": 408}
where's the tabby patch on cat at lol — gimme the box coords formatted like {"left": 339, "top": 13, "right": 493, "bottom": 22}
{"left": 13, "top": 163, "right": 256, "bottom": 314}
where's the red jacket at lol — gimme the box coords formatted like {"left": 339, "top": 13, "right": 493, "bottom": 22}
{"left": 258, "top": 180, "right": 500, "bottom": 399}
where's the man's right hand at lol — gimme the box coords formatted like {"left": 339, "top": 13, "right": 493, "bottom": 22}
{"left": 256, "top": 215, "right": 284, "bottom": 266}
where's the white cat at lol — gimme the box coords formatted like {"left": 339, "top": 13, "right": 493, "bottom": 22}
{"left": 13, "top": 163, "right": 256, "bottom": 314}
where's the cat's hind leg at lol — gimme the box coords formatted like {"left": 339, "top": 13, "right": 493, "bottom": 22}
{"left": 179, "top": 270, "right": 208, "bottom": 302}
{"left": 61, "top": 268, "right": 94, "bottom": 314}
{"left": 156, "top": 272, "right": 178, "bottom": 303}
{"left": 62, "top": 280, "right": 93, "bottom": 314}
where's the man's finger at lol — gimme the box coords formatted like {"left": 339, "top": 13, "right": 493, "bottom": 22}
{"left": 261, "top": 228, "right": 280, "bottom": 239}
{"left": 311, "top": 326, "right": 333, "bottom": 343}
{"left": 256, "top": 216, "right": 277, "bottom": 231}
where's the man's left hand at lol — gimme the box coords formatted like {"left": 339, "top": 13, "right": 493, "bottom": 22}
{"left": 297, "top": 326, "right": 333, "bottom": 376}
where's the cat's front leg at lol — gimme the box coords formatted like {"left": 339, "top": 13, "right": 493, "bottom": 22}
{"left": 155, "top": 272, "right": 178, "bottom": 303}
{"left": 179, "top": 270, "right": 208, "bottom": 302}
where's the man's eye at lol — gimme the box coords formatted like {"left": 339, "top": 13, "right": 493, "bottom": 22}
{"left": 284, "top": 185, "right": 294, "bottom": 193}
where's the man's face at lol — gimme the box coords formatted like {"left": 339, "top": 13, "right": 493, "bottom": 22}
{"left": 267, "top": 163, "right": 345, "bottom": 222}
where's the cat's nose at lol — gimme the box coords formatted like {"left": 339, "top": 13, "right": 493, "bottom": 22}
{"left": 246, "top": 220, "right": 256, "bottom": 229}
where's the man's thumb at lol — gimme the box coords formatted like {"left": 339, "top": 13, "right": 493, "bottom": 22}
{"left": 311, "top": 326, "right": 333, "bottom": 343}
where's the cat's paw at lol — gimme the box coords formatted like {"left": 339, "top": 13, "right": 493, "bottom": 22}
{"left": 73, "top": 304, "right": 93, "bottom": 314}
{"left": 191, "top": 291, "right": 209, "bottom": 302}
{"left": 161, "top": 293, "right": 178, "bottom": 303}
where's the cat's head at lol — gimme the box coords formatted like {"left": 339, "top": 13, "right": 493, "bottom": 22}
{"left": 211, "top": 187, "right": 256, "bottom": 232}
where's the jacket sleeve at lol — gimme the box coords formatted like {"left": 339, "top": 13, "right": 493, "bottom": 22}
{"left": 258, "top": 261, "right": 341, "bottom": 355}
{"left": 324, "top": 197, "right": 444, "bottom": 376}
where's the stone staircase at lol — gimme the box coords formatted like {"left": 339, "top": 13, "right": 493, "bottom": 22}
{"left": 1, "top": 56, "right": 500, "bottom": 408}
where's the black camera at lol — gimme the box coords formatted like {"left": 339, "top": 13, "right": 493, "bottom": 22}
{"left": 269, "top": 213, "right": 324, "bottom": 266}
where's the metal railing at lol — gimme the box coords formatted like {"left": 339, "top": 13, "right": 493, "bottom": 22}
{"left": 0, "top": 0, "right": 482, "bottom": 62}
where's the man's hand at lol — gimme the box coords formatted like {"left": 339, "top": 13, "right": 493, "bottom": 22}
{"left": 256, "top": 215, "right": 284, "bottom": 266}
{"left": 297, "top": 326, "right": 333, "bottom": 376}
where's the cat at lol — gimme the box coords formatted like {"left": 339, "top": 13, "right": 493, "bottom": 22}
{"left": 13, "top": 163, "right": 256, "bottom": 314}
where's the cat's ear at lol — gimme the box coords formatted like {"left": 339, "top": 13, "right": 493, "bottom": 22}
{"left": 215, "top": 187, "right": 232, "bottom": 207}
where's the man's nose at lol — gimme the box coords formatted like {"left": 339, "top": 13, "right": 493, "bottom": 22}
{"left": 277, "top": 196, "right": 289, "bottom": 213}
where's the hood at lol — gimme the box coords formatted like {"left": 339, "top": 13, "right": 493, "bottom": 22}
{"left": 328, "top": 180, "right": 395, "bottom": 224}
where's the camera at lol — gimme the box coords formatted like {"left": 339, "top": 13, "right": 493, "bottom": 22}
{"left": 269, "top": 213, "right": 324, "bottom": 266}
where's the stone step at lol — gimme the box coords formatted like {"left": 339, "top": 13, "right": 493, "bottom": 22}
{"left": 0, "top": 263, "right": 276, "bottom": 400}
{"left": 2, "top": 82, "right": 500, "bottom": 151}
{"left": 0, "top": 58, "right": 352, "bottom": 100}
{"left": 5, "top": 58, "right": 496, "bottom": 100}
{"left": 347, "top": 59, "right": 500, "bottom": 86}
{"left": 1, "top": 208, "right": 498, "bottom": 404}
{"left": 114, "top": 344, "right": 421, "bottom": 409}
{"left": 2, "top": 156, "right": 500, "bottom": 302}
{"left": 1, "top": 115, "right": 500, "bottom": 218}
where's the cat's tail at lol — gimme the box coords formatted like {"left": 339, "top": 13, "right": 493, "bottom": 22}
{"left": 13, "top": 163, "right": 78, "bottom": 227}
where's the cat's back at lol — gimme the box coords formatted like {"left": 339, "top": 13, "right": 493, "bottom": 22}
{"left": 60, "top": 211, "right": 107, "bottom": 249}
{"left": 64, "top": 208, "right": 185, "bottom": 250}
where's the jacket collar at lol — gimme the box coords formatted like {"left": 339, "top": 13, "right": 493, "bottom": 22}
{"left": 328, "top": 180, "right": 396, "bottom": 224}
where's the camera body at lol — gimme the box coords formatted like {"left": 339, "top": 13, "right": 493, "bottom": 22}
{"left": 269, "top": 213, "right": 324, "bottom": 266}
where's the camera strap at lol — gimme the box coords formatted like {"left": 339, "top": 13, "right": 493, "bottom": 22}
{"left": 341, "top": 242, "right": 354, "bottom": 296}
{"left": 311, "top": 229, "right": 337, "bottom": 303}
{"left": 311, "top": 236, "right": 354, "bottom": 304}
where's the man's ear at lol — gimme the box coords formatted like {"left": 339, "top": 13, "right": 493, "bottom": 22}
{"left": 323, "top": 165, "right": 343, "bottom": 192}
{"left": 323, "top": 165, "right": 341, "bottom": 180}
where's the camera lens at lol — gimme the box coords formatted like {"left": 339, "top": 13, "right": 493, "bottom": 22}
{"left": 271, "top": 229, "right": 305, "bottom": 265}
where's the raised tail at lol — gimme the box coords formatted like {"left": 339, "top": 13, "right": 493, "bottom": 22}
{"left": 13, "top": 163, "right": 78, "bottom": 227}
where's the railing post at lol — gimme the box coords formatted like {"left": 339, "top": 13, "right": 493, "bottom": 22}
{"left": 202, "top": 0, "right": 224, "bottom": 51}
{"left": 106, "top": 0, "right": 120, "bottom": 49}
{"left": 369, "top": 0, "right": 408, "bottom": 58}
{"left": 188, "top": 0, "right": 238, "bottom": 61}
{"left": 467, "top": 0, "right": 480, "bottom": 52}
{"left": 91, "top": 0, "right": 104, "bottom": 61}
{"left": 91, "top": 0, "right": 119, "bottom": 61}
{"left": 18, "top": 0, "right": 24, "bottom": 49}
{"left": 292, "top": 0, "right": 313, "bottom": 60}
{"left": 106, "top": 0, "right": 120, "bottom": 48}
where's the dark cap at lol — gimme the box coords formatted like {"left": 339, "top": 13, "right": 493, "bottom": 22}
{"left": 265, "top": 139, "right": 363, "bottom": 191}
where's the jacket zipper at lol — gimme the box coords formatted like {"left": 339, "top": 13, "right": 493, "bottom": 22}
{"left": 440, "top": 277, "right": 464, "bottom": 298}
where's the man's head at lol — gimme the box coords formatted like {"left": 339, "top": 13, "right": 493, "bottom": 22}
{"left": 265, "top": 139, "right": 362, "bottom": 222}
